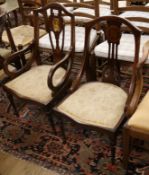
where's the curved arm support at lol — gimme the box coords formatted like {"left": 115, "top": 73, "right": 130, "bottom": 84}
{"left": 3, "top": 44, "right": 34, "bottom": 79}
{"left": 48, "top": 48, "right": 73, "bottom": 93}
{"left": 125, "top": 40, "right": 149, "bottom": 117}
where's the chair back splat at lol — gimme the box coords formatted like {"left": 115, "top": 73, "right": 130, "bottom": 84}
{"left": 85, "top": 16, "right": 141, "bottom": 85}
{"left": 34, "top": 2, "right": 75, "bottom": 64}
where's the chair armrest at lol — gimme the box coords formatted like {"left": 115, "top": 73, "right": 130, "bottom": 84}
{"left": 3, "top": 44, "right": 34, "bottom": 79}
{"left": 125, "top": 66, "right": 143, "bottom": 117}
{"left": 48, "top": 48, "right": 73, "bottom": 93}
{"left": 125, "top": 41, "right": 149, "bottom": 117}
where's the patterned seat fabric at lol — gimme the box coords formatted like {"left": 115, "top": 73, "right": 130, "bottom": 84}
{"left": 94, "top": 33, "right": 149, "bottom": 63}
{"left": 39, "top": 26, "right": 97, "bottom": 53}
{"left": 57, "top": 82, "right": 127, "bottom": 129}
{"left": 5, "top": 65, "right": 66, "bottom": 105}
{"left": 2, "top": 25, "right": 46, "bottom": 47}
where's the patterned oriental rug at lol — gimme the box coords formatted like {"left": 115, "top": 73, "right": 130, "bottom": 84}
{"left": 0, "top": 52, "right": 149, "bottom": 175}
{"left": 0, "top": 84, "right": 149, "bottom": 175}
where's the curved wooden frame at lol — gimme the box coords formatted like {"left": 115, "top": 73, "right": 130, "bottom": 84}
{"left": 2, "top": 3, "right": 75, "bottom": 135}
{"left": 54, "top": 16, "right": 146, "bottom": 164}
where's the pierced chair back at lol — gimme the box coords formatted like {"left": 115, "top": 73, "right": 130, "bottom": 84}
{"left": 110, "top": 0, "right": 149, "bottom": 66}
{"left": 86, "top": 16, "right": 141, "bottom": 82}
{"left": 33, "top": 2, "right": 75, "bottom": 64}
{"left": 2, "top": 4, "right": 75, "bottom": 120}
{"left": 84, "top": 16, "right": 144, "bottom": 114}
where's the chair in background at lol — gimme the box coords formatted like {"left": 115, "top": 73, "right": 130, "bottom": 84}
{"left": 78, "top": 0, "right": 112, "bottom": 16}
{"left": 123, "top": 41, "right": 149, "bottom": 169}
{"left": 2, "top": 0, "right": 46, "bottom": 49}
{"left": 94, "top": 3, "right": 149, "bottom": 66}
{"left": 0, "top": 10, "right": 19, "bottom": 82}
{"left": 112, "top": 0, "right": 149, "bottom": 32}
{"left": 2, "top": 3, "right": 75, "bottom": 134}
{"left": 38, "top": 0, "right": 100, "bottom": 69}
{"left": 102, "top": 1, "right": 149, "bottom": 91}
{"left": 41, "top": 0, "right": 76, "bottom": 8}
{"left": 53, "top": 16, "right": 145, "bottom": 163}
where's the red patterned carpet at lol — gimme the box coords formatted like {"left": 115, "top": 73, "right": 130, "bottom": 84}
{"left": 0, "top": 86, "right": 149, "bottom": 175}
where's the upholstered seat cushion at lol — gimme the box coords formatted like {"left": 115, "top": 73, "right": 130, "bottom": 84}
{"left": 119, "top": 11, "right": 149, "bottom": 28}
{"left": 2, "top": 25, "right": 46, "bottom": 47}
{"left": 94, "top": 33, "right": 149, "bottom": 63}
{"left": 57, "top": 82, "right": 127, "bottom": 129}
{"left": 118, "top": 0, "right": 126, "bottom": 7}
{"left": 127, "top": 91, "right": 149, "bottom": 133}
{"left": 70, "top": 4, "right": 111, "bottom": 22}
{"left": 5, "top": 65, "right": 66, "bottom": 105}
{"left": 39, "top": 26, "right": 97, "bottom": 52}
{"left": 0, "top": 48, "right": 11, "bottom": 58}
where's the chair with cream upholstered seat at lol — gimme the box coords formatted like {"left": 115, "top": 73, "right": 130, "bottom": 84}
{"left": 123, "top": 40, "right": 149, "bottom": 169}
{"left": 2, "top": 0, "right": 46, "bottom": 48}
{"left": 53, "top": 15, "right": 147, "bottom": 163}
{"left": 2, "top": 3, "right": 75, "bottom": 134}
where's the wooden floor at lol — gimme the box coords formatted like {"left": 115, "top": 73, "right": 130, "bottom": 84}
{"left": 0, "top": 151, "right": 59, "bottom": 175}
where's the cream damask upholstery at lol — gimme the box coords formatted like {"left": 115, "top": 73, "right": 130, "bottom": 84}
{"left": 2, "top": 25, "right": 46, "bottom": 47}
{"left": 94, "top": 33, "right": 149, "bottom": 63}
{"left": 118, "top": 0, "right": 127, "bottom": 7}
{"left": 127, "top": 90, "right": 149, "bottom": 133}
{"left": 119, "top": 11, "right": 149, "bottom": 28}
{"left": 5, "top": 65, "right": 66, "bottom": 105}
{"left": 39, "top": 26, "right": 97, "bottom": 52}
{"left": 57, "top": 82, "right": 127, "bottom": 129}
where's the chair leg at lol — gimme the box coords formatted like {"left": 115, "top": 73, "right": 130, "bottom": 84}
{"left": 6, "top": 91, "right": 19, "bottom": 117}
{"left": 59, "top": 117, "right": 66, "bottom": 143}
{"left": 110, "top": 135, "right": 117, "bottom": 164}
{"left": 48, "top": 115, "right": 57, "bottom": 135}
{"left": 123, "top": 127, "right": 131, "bottom": 169}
